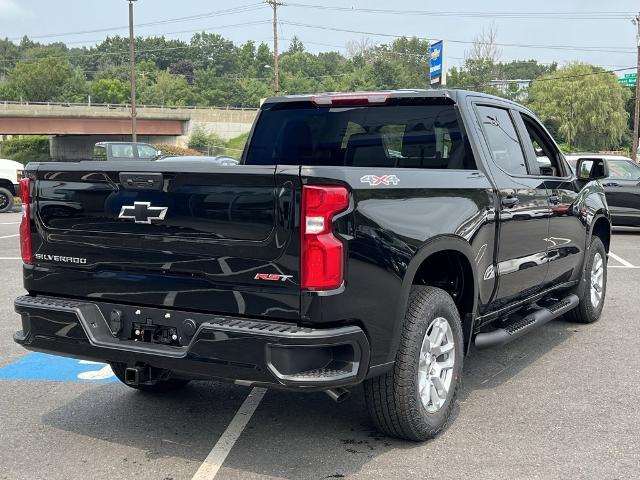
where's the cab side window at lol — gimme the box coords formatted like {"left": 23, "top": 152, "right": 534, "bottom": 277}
{"left": 477, "top": 105, "right": 528, "bottom": 176}
{"left": 520, "top": 114, "right": 564, "bottom": 177}
{"left": 92, "top": 145, "right": 107, "bottom": 161}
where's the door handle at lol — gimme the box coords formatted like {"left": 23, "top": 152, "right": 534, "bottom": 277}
{"left": 501, "top": 195, "right": 519, "bottom": 208}
{"left": 603, "top": 182, "right": 620, "bottom": 187}
{"left": 549, "top": 194, "right": 561, "bottom": 205}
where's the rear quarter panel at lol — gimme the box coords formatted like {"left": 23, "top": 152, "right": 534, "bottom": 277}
{"left": 300, "top": 166, "right": 497, "bottom": 366}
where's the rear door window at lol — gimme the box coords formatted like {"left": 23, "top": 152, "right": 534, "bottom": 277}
{"left": 110, "top": 144, "right": 136, "bottom": 160}
{"left": 608, "top": 160, "right": 640, "bottom": 179}
{"left": 476, "top": 105, "right": 528, "bottom": 176}
{"left": 245, "top": 103, "right": 476, "bottom": 169}
{"left": 138, "top": 144, "right": 159, "bottom": 160}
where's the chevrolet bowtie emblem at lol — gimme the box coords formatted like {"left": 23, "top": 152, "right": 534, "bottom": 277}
{"left": 118, "top": 202, "right": 168, "bottom": 224}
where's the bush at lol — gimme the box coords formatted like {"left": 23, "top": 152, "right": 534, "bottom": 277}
{"left": 153, "top": 144, "right": 203, "bottom": 157}
{"left": 187, "top": 127, "right": 225, "bottom": 155}
{"left": 224, "top": 132, "right": 249, "bottom": 159}
{"left": 0, "top": 136, "right": 50, "bottom": 164}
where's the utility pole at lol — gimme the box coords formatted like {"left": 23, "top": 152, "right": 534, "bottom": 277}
{"left": 127, "top": 0, "right": 138, "bottom": 142}
{"left": 266, "top": 0, "right": 284, "bottom": 95}
{"left": 632, "top": 13, "right": 640, "bottom": 161}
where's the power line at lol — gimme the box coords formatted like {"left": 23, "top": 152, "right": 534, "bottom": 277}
{"left": 280, "top": 21, "right": 637, "bottom": 54}
{"left": 7, "top": 4, "right": 267, "bottom": 41}
{"left": 287, "top": 3, "right": 635, "bottom": 20}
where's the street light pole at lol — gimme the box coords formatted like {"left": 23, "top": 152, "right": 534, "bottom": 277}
{"left": 127, "top": 0, "right": 138, "bottom": 142}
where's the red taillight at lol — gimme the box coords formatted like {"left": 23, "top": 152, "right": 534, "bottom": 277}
{"left": 301, "top": 185, "right": 349, "bottom": 291}
{"left": 311, "top": 93, "right": 389, "bottom": 107}
{"left": 19, "top": 178, "right": 32, "bottom": 264}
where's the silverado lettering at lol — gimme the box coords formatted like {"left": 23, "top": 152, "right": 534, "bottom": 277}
{"left": 34, "top": 254, "right": 87, "bottom": 264}
{"left": 13, "top": 90, "right": 611, "bottom": 441}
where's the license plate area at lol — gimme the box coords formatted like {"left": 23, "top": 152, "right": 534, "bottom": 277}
{"left": 131, "top": 322, "right": 179, "bottom": 346}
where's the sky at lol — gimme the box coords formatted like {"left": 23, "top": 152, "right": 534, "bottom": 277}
{"left": 0, "top": 0, "right": 638, "bottom": 75}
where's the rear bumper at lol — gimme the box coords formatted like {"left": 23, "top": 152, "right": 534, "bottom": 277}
{"left": 14, "top": 295, "right": 370, "bottom": 390}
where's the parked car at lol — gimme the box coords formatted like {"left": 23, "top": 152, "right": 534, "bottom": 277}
{"left": 14, "top": 90, "right": 610, "bottom": 441}
{"left": 566, "top": 154, "right": 640, "bottom": 226}
{"left": 0, "top": 158, "right": 24, "bottom": 212}
{"left": 156, "top": 155, "right": 239, "bottom": 166}
{"left": 93, "top": 142, "right": 162, "bottom": 161}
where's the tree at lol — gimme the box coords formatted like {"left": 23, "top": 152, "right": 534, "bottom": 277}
{"left": 446, "top": 25, "right": 502, "bottom": 94}
{"left": 188, "top": 32, "right": 238, "bottom": 74}
{"left": 528, "top": 63, "right": 630, "bottom": 150}
{"left": 346, "top": 37, "right": 375, "bottom": 58}
{"left": 7, "top": 48, "right": 82, "bottom": 102}
{"left": 187, "top": 126, "right": 225, "bottom": 155}
{"left": 287, "top": 36, "right": 305, "bottom": 54}
{"left": 169, "top": 60, "right": 195, "bottom": 83}
{"left": 141, "top": 70, "right": 194, "bottom": 106}
{"left": 91, "top": 78, "right": 129, "bottom": 104}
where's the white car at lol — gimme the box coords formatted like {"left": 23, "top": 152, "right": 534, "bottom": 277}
{"left": 0, "top": 159, "right": 24, "bottom": 213}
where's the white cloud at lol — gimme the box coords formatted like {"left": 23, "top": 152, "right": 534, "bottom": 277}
{"left": 0, "top": 0, "right": 22, "bottom": 16}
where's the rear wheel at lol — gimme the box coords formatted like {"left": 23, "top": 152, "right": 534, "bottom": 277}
{"left": 0, "top": 187, "right": 14, "bottom": 213}
{"left": 566, "top": 236, "right": 607, "bottom": 324}
{"left": 364, "top": 286, "right": 464, "bottom": 441}
{"left": 110, "top": 362, "right": 190, "bottom": 393}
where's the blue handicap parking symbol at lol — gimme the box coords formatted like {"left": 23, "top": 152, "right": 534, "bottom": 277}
{"left": 0, "top": 352, "right": 118, "bottom": 383}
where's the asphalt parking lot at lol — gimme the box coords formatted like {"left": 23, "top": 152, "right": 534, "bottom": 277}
{"left": 0, "top": 209, "right": 639, "bottom": 480}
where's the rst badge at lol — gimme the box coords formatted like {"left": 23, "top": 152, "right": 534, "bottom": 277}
{"left": 118, "top": 202, "right": 168, "bottom": 224}
{"left": 254, "top": 273, "right": 293, "bottom": 282}
{"left": 360, "top": 175, "right": 400, "bottom": 186}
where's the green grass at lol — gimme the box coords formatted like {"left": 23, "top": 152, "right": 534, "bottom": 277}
{"left": 224, "top": 132, "right": 249, "bottom": 159}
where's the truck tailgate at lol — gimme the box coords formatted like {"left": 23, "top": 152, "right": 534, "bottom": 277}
{"left": 27, "top": 161, "right": 301, "bottom": 320}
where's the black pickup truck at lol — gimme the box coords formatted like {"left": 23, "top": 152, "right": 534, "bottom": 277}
{"left": 14, "top": 90, "right": 610, "bottom": 441}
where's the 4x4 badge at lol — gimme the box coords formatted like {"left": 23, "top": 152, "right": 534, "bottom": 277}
{"left": 118, "top": 202, "right": 168, "bottom": 224}
{"left": 360, "top": 175, "right": 400, "bottom": 186}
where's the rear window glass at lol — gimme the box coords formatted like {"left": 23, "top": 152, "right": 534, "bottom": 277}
{"left": 110, "top": 144, "right": 136, "bottom": 159}
{"left": 245, "top": 103, "right": 476, "bottom": 169}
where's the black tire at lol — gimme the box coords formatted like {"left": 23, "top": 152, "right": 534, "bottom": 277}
{"left": 565, "top": 236, "right": 607, "bottom": 324}
{"left": 364, "top": 286, "right": 464, "bottom": 441}
{"left": 0, "top": 187, "right": 14, "bottom": 213}
{"left": 110, "top": 362, "right": 190, "bottom": 393}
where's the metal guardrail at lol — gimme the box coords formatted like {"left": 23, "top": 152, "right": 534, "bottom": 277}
{"left": 0, "top": 100, "right": 257, "bottom": 111}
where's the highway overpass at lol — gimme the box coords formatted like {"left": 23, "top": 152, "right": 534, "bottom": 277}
{"left": 0, "top": 102, "right": 257, "bottom": 160}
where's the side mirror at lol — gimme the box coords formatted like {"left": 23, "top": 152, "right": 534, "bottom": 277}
{"left": 155, "top": 150, "right": 163, "bottom": 159}
{"left": 576, "top": 158, "right": 609, "bottom": 181}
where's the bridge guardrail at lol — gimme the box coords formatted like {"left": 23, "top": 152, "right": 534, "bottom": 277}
{"left": 0, "top": 101, "right": 257, "bottom": 112}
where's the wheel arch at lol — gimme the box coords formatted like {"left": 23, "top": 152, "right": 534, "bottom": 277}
{"left": 0, "top": 179, "right": 16, "bottom": 196}
{"left": 386, "top": 236, "right": 479, "bottom": 364}
{"left": 590, "top": 214, "right": 611, "bottom": 253}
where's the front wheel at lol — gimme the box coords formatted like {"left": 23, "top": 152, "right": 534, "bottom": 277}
{"left": 566, "top": 236, "right": 607, "bottom": 324}
{"left": 364, "top": 286, "right": 464, "bottom": 441}
{"left": 110, "top": 362, "right": 191, "bottom": 393}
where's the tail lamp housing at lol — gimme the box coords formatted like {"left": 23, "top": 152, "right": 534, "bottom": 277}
{"left": 19, "top": 177, "right": 32, "bottom": 264}
{"left": 301, "top": 185, "right": 349, "bottom": 291}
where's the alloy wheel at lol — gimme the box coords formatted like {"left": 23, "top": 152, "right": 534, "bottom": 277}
{"left": 418, "top": 317, "right": 456, "bottom": 413}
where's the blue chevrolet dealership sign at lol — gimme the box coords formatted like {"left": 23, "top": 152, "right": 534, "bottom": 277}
{"left": 429, "top": 40, "right": 445, "bottom": 87}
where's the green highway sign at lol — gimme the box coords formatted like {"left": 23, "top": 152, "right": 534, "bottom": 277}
{"left": 618, "top": 72, "right": 637, "bottom": 87}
